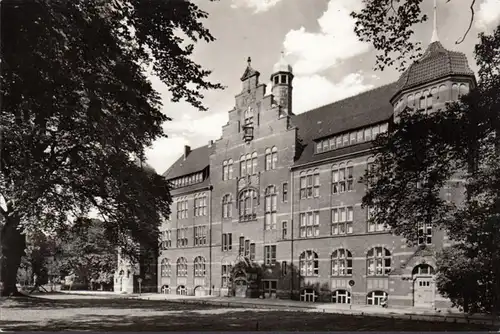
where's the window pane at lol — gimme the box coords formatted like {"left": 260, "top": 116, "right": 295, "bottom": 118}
{"left": 350, "top": 132, "right": 356, "bottom": 144}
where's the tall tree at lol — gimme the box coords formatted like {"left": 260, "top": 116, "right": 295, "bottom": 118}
{"left": 55, "top": 218, "right": 118, "bottom": 286}
{"left": 0, "top": 0, "right": 222, "bottom": 296}
{"left": 361, "top": 24, "right": 500, "bottom": 313}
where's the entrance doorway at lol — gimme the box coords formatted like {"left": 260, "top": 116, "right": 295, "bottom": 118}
{"left": 234, "top": 278, "right": 248, "bottom": 297}
{"left": 194, "top": 286, "right": 206, "bottom": 297}
{"left": 412, "top": 264, "right": 435, "bottom": 308}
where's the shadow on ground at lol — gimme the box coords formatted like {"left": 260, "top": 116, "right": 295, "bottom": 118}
{"left": 0, "top": 297, "right": 496, "bottom": 332}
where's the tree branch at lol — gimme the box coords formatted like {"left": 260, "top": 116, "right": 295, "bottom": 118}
{"left": 455, "top": 0, "right": 476, "bottom": 45}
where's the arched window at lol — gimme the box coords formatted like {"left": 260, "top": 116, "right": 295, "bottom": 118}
{"left": 239, "top": 188, "right": 258, "bottom": 221}
{"left": 265, "top": 148, "right": 272, "bottom": 171}
{"left": 264, "top": 186, "right": 277, "bottom": 230}
{"left": 299, "top": 250, "right": 319, "bottom": 277}
{"left": 451, "top": 84, "right": 459, "bottom": 101}
{"left": 246, "top": 154, "right": 252, "bottom": 175}
{"left": 177, "top": 285, "right": 187, "bottom": 296}
{"left": 429, "top": 87, "right": 437, "bottom": 109}
{"left": 422, "top": 90, "right": 429, "bottom": 109}
{"left": 459, "top": 84, "right": 469, "bottom": 98}
{"left": 161, "top": 258, "right": 171, "bottom": 277}
{"left": 194, "top": 256, "right": 206, "bottom": 277}
{"left": 176, "top": 257, "right": 188, "bottom": 277}
{"left": 412, "top": 264, "right": 435, "bottom": 276}
{"left": 439, "top": 84, "right": 448, "bottom": 102}
{"left": 332, "top": 290, "right": 351, "bottom": 304}
{"left": 331, "top": 249, "right": 353, "bottom": 276}
{"left": 161, "top": 285, "right": 170, "bottom": 294}
{"left": 367, "top": 247, "right": 391, "bottom": 276}
{"left": 223, "top": 159, "right": 234, "bottom": 180}
{"left": 222, "top": 194, "right": 232, "bottom": 219}
{"left": 332, "top": 163, "right": 351, "bottom": 194}
{"left": 251, "top": 152, "right": 258, "bottom": 174}
{"left": 415, "top": 92, "right": 422, "bottom": 109}
{"left": 407, "top": 94, "right": 414, "bottom": 108}
{"left": 271, "top": 147, "right": 278, "bottom": 169}
{"left": 367, "top": 291, "right": 387, "bottom": 305}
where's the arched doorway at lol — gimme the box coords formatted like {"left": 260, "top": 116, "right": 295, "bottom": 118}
{"left": 194, "top": 286, "right": 206, "bottom": 297}
{"left": 234, "top": 275, "right": 248, "bottom": 297}
{"left": 412, "top": 264, "right": 435, "bottom": 308}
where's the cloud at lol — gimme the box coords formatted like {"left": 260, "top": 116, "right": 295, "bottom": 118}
{"left": 230, "top": 0, "right": 283, "bottom": 13}
{"left": 476, "top": 0, "right": 500, "bottom": 32}
{"left": 292, "top": 73, "right": 374, "bottom": 114}
{"left": 283, "top": 0, "right": 371, "bottom": 76}
{"left": 145, "top": 112, "right": 228, "bottom": 174}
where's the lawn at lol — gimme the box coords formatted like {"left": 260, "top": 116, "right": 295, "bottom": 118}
{"left": 0, "top": 295, "right": 496, "bottom": 332}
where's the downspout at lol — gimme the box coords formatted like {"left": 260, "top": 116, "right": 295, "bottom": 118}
{"left": 209, "top": 184, "right": 213, "bottom": 295}
{"left": 289, "top": 166, "right": 294, "bottom": 298}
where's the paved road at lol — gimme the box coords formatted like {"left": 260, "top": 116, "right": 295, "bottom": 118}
{"left": 1, "top": 294, "right": 495, "bottom": 332}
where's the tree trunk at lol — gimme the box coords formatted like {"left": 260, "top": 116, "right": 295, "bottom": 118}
{"left": 1, "top": 215, "right": 26, "bottom": 296}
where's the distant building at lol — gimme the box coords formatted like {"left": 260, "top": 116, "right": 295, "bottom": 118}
{"left": 157, "top": 27, "right": 476, "bottom": 308}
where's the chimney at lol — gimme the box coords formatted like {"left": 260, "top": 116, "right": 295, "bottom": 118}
{"left": 184, "top": 145, "right": 191, "bottom": 160}
{"left": 208, "top": 140, "right": 214, "bottom": 148}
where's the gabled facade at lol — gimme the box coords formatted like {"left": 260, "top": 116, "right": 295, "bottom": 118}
{"left": 158, "top": 35, "right": 475, "bottom": 307}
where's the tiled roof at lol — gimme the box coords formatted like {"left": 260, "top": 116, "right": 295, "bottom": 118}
{"left": 162, "top": 145, "right": 213, "bottom": 180}
{"left": 292, "top": 83, "right": 398, "bottom": 166}
{"left": 394, "top": 41, "right": 475, "bottom": 98}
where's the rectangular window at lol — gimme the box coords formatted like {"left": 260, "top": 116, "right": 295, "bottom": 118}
{"left": 372, "top": 125, "right": 380, "bottom": 139}
{"left": 418, "top": 223, "right": 432, "bottom": 245}
{"left": 282, "top": 183, "right": 288, "bottom": 202}
{"left": 264, "top": 245, "right": 277, "bottom": 265}
{"left": 194, "top": 196, "right": 207, "bottom": 217}
{"left": 299, "top": 211, "right": 320, "bottom": 238}
{"left": 343, "top": 133, "right": 349, "bottom": 146}
{"left": 367, "top": 207, "right": 386, "bottom": 232}
{"left": 336, "top": 136, "right": 342, "bottom": 148}
{"left": 239, "top": 236, "right": 245, "bottom": 255}
{"left": 364, "top": 128, "right": 372, "bottom": 141}
{"left": 223, "top": 164, "right": 228, "bottom": 181}
{"left": 222, "top": 233, "right": 232, "bottom": 251}
{"left": 380, "top": 123, "right": 388, "bottom": 134}
{"left": 281, "top": 261, "right": 288, "bottom": 276}
{"left": 176, "top": 228, "right": 188, "bottom": 247}
{"left": 331, "top": 206, "right": 353, "bottom": 235}
{"left": 250, "top": 243, "right": 256, "bottom": 261}
{"left": 228, "top": 164, "right": 233, "bottom": 179}
{"left": 161, "top": 230, "right": 172, "bottom": 249}
{"left": 245, "top": 239, "right": 250, "bottom": 257}
{"left": 300, "top": 172, "right": 320, "bottom": 199}
{"left": 282, "top": 221, "right": 288, "bottom": 240}
{"left": 177, "top": 200, "right": 188, "bottom": 219}
{"left": 316, "top": 142, "right": 322, "bottom": 153}
{"left": 241, "top": 160, "right": 246, "bottom": 177}
{"left": 322, "top": 140, "right": 329, "bottom": 152}
{"left": 194, "top": 226, "right": 207, "bottom": 246}
{"left": 350, "top": 132, "right": 356, "bottom": 145}
{"left": 329, "top": 138, "right": 336, "bottom": 150}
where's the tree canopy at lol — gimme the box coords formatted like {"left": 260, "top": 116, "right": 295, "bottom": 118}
{"left": 0, "top": 0, "right": 222, "bottom": 296}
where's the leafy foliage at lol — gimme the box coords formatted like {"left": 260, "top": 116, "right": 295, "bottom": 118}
{"left": 362, "top": 24, "right": 500, "bottom": 313}
{"left": 351, "top": 0, "right": 477, "bottom": 71}
{"left": 0, "top": 0, "right": 222, "bottom": 295}
{"left": 55, "top": 218, "right": 118, "bottom": 284}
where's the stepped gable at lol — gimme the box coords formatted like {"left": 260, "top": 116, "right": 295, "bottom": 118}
{"left": 393, "top": 41, "right": 475, "bottom": 98}
{"left": 292, "top": 82, "right": 398, "bottom": 166}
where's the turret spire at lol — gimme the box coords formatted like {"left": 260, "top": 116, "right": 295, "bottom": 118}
{"left": 431, "top": 0, "right": 439, "bottom": 43}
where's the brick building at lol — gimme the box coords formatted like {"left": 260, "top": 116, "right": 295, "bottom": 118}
{"left": 157, "top": 33, "right": 476, "bottom": 308}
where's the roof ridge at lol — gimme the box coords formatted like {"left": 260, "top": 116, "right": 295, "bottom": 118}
{"left": 293, "top": 82, "right": 397, "bottom": 118}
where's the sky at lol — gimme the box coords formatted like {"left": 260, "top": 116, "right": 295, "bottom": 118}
{"left": 144, "top": 0, "right": 500, "bottom": 175}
